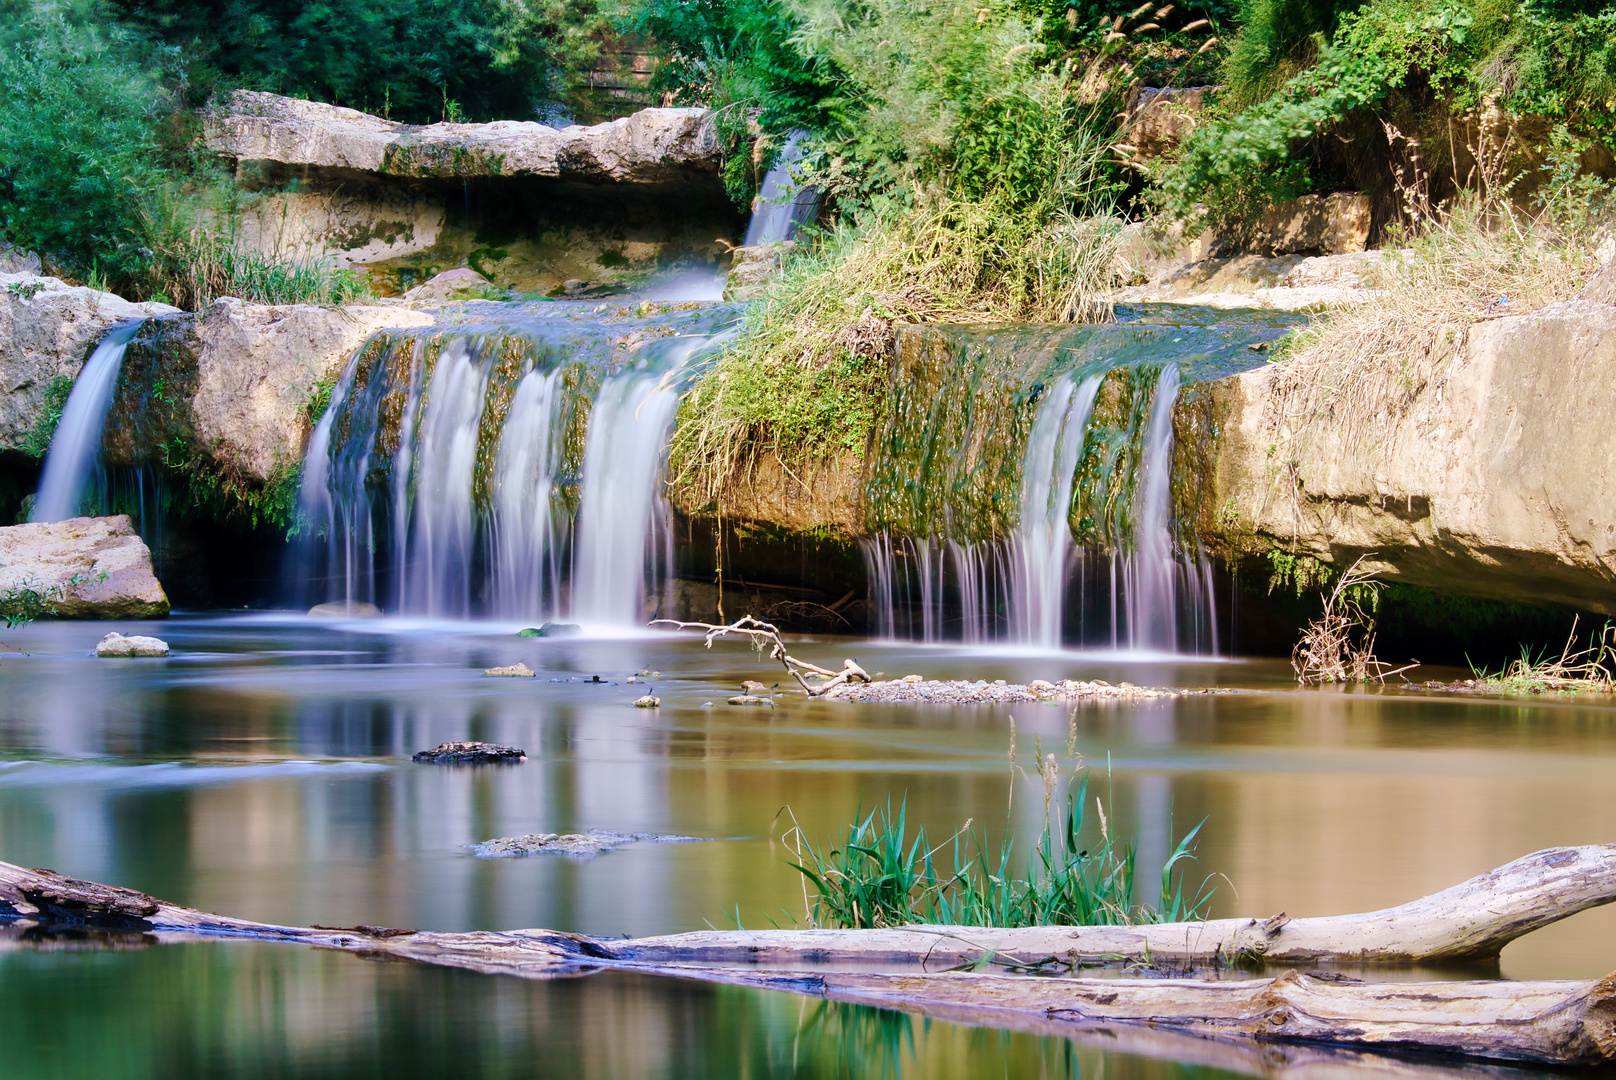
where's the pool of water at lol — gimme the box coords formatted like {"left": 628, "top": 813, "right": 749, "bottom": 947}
{"left": 3, "top": 614, "right": 1615, "bottom": 1078}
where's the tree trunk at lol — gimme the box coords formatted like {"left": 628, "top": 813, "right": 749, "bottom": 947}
{"left": 7, "top": 846, "right": 1616, "bottom": 1066}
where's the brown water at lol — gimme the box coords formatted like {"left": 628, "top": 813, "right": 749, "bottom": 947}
{"left": 2, "top": 614, "right": 1613, "bottom": 1078}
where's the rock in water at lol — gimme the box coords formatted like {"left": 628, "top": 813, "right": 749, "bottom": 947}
{"left": 403, "top": 268, "right": 492, "bottom": 303}
{"left": 411, "top": 741, "right": 526, "bottom": 764}
{"left": 483, "top": 662, "right": 536, "bottom": 678}
{"left": 516, "top": 622, "right": 581, "bottom": 638}
{"left": 472, "top": 831, "right": 704, "bottom": 859}
{"left": 94, "top": 632, "right": 169, "bottom": 657}
{"left": 727, "top": 695, "right": 772, "bottom": 707}
{"left": 308, "top": 601, "right": 382, "bottom": 618}
{"left": 633, "top": 695, "right": 661, "bottom": 708}
{"left": 0, "top": 516, "right": 168, "bottom": 619}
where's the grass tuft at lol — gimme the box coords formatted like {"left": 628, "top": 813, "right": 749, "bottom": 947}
{"left": 781, "top": 740, "right": 1214, "bottom": 930}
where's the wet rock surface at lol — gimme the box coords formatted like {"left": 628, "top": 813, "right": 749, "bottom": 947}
{"left": 472, "top": 831, "right": 704, "bottom": 859}
{"left": 411, "top": 741, "right": 526, "bottom": 764}
{"left": 823, "top": 677, "right": 1217, "bottom": 704}
{"left": 94, "top": 633, "right": 169, "bottom": 657}
{"left": 0, "top": 515, "right": 169, "bottom": 618}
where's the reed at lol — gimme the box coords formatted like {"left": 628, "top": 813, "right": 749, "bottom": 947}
{"left": 1468, "top": 617, "right": 1616, "bottom": 695}
{"left": 783, "top": 744, "right": 1213, "bottom": 931}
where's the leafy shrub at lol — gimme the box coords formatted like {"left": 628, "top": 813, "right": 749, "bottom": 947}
{"left": 109, "top": 0, "right": 603, "bottom": 123}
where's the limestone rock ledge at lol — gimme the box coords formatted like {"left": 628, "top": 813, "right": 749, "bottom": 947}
{"left": 0, "top": 273, "right": 180, "bottom": 451}
{"left": 1202, "top": 296, "right": 1616, "bottom": 611}
{"left": 206, "top": 91, "right": 720, "bottom": 185}
{"left": 0, "top": 515, "right": 169, "bottom": 618}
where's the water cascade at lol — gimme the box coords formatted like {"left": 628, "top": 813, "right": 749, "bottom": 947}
{"left": 860, "top": 309, "right": 1301, "bottom": 652}
{"left": 294, "top": 303, "right": 736, "bottom": 624}
{"left": 1009, "top": 372, "right": 1103, "bottom": 647}
{"left": 32, "top": 321, "right": 143, "bottom": 522}
{"left": 743, "top": 131, "right": 820, "bottom": 247}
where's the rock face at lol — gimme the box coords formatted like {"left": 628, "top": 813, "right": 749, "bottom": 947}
{"left": 1203, "top": 298, "right": 1616, "bottom": 612}
{"left": 0, "top": 516, "right": 169, "bottom": 618}
{"left": 0, "top": 274, "right": 179, "bottom": 452}
{"left": 103, "top": 299, "right": 436, "bottom": 481}
{"left": 1122, "top": 87, "right": 1212, "bottom": 159}
{"left": 206, "top": 92, "right": 721, "bottom": 185}
{"left": 94, "top": 632, "right": 169, "bottom": 657}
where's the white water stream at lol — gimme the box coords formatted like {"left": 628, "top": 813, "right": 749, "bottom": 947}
{"left": 32, "top": 321, "right": 141, "bottom": 522}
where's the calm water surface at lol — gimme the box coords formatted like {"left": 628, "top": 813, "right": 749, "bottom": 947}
{"left": 2, "top": 614, "right": 1613, "bottom": 1079}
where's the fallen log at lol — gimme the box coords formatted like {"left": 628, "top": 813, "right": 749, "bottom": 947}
{"left": 7, "top": 848, "right": 1616, "bottom": 1066}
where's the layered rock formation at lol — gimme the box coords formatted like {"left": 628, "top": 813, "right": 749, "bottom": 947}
{"left": 203, "top": 92, "right": 740, "bottom": 297}
{"left": 0, "top": 515, "right": 169, "bottom": 618}
{"left": 0, "top": 274, "right": 179, "bottom": 451}
{"left": 1201, "top": 292, "right": 1616, "bottom": 612}
{"left": 206, "top": 92, "right": 720, "bottom": 185}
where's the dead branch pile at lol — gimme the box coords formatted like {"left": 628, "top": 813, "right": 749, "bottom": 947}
{"left": 650, "top": 614, "right": 872, "bottom": 697}
{"left": 1292, "top": 556, "right": 1416, "bottom": 684}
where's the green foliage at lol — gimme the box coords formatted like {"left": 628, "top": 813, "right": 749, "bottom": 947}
{"left": 1166, "top": 0, "right": 1488, "bottom": 223}
{"left": 0, "top": 0, "right": 176, "bottom": 283}
{"left": 110, "top": 0, "right": 603, "bottom": 123}
{"left": 786, "top": 763, "right": 1212, "bottom": 930}
{"left": 0, "top": 581, "right": 59, "bottom": 628}
{"left": 20, "top": 375, "right": 73, "bottom": 458}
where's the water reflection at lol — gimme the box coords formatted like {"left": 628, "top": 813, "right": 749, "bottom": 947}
{"left": 4, "top": 615, "right": 1616, "bottom": 1075}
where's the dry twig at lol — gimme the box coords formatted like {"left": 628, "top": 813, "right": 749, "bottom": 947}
{"left": 1292, "top": 555, "right": 1417, "bottom": 684}
{"left": 650, "top": 614, "right": 872, "bottom": 696}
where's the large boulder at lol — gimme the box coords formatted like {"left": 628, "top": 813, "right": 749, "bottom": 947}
{"left": 1204, "top": 299, "right": 1616, "bottom": 611}
{"left": 206, "top": 91, "right": 721, "bottom": 185}
{"left": 0, "top": 273, "right": 179, "bottom": 452}
{"left": 0, "top": 515, "right": 169, "bottom": 618}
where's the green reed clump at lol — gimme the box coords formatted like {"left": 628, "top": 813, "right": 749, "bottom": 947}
{"left": 786, "top": 749, "right": 1213, "bottom": 930}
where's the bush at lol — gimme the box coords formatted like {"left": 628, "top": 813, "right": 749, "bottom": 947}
{"left": 109, "top": 0, "right": 603, "bottom": 123}
{"left": 0, "top": 0, "right": 176, "bottom": 284}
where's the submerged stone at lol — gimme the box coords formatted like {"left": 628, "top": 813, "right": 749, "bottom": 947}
{"left": 308, "top": 601, "right": 382, "bottom": 618}
{"left": 483, "top": 662, "right": 536, "bottom": 678}
{"left": 411, "top": 741, "right": 526, "bottom": 764}
{"left": 517, "top": 622, "right": 582, "bottom": 638}
{"left": 471, "top": 830, "right": 703, "bottom": 859}
{"left": 94, "top": 632, "right": 169, "bottom": 658}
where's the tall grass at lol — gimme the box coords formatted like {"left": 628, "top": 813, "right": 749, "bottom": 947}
{"left": 784, "top": 751, "right": 1213, "bottom": 930}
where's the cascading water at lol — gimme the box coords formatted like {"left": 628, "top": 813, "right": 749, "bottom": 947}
{"left": 860, "top": 310, "right": 1300, "bottom": 653}
{"left": 1009, "top": 373, "right": 1102, "bottom": 647}
{"left": 1122, "top": 365, "right": 1180, "bottom": 651}
{"left": 743, "top": 131, "right": 820, "bottom": 247}
{"left": 32, "top": 321, "right": 142, "bottom": 522}
{"left": 293, "top": 304, "right": 736, "bottom": 626}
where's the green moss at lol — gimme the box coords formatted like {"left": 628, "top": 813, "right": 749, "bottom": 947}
{"left": 19, "top": 375, "right": 74, "bottom": 458}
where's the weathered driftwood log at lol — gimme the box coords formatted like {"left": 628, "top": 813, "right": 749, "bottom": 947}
{"left": 650, "top": 615, "right": 870, "bottom": 696}
{"left": 7, "top": 847, "right": 1616, "bottom": 1066}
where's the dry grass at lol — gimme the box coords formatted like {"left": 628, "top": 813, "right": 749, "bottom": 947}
{"left": 1292, "top": 555, "right": 1417, "bottom": 684}
{"left": 668, "top": 194, "right": 1123, "bottom": 508}
{"left": 1468, "top": 617, "right": 1616, "bottom": 695}
{"left": 1264, "top": 118, "right": 1614, "bottom": 450}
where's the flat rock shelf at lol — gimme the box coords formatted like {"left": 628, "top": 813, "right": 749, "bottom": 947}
{"left": 6, "top": 847, "right": 1616, "bottom": 1067}
{"left": 823, "top": 678, "right": 1228, "bottom": 704}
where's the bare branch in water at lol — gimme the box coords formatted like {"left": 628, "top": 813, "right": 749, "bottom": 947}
{"left": 650, "top": 614, "right": 871, "bottom": 696}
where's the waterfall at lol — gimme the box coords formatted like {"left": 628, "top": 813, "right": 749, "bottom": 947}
{"left": 1123, "top": 365, "right": 1180, "bottom": 651}
{"left": 32, "top": 321, "right": 141, "bottom": 522}
{"left": 743, "top": 131, "right": 819, "bottom": 247}
{"left": 294, "top": 306, "right": 734, "bottom": 625}
{"left": 490, "top": 368, "right": 565, "bottom": 619}
{"left": 570, "top": 366, "right": 683, "bottom": 625}
{"left": 1009, "top": 373, "right": 1102, "bottom": 647}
